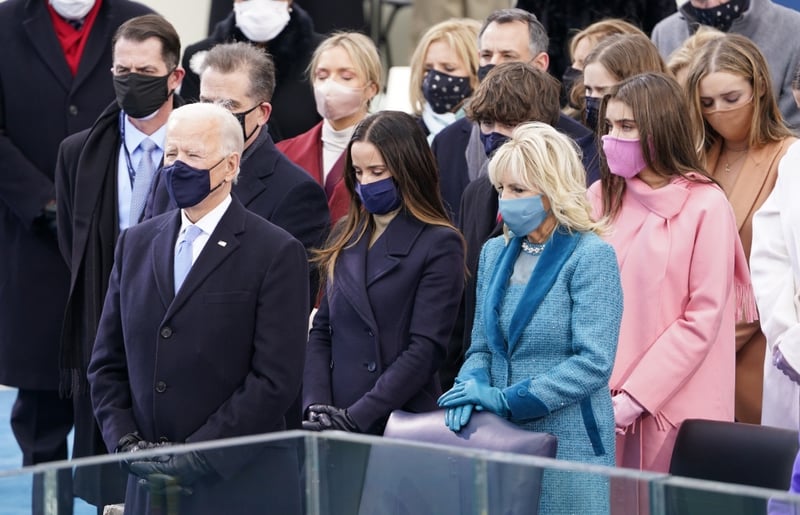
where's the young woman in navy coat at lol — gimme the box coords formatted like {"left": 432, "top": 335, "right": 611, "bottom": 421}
{"left": 303, "top": 111, "right": 466, "bottom": 436}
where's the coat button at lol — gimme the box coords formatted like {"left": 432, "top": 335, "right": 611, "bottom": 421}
{"left": 155, "top": 381, "right": 167, "bottom": 393}
{"left": 367, "top": 362, "right": 377, "bottom": 372}
{"left": 160, "top": 326, "right": 172, "bottom": 338}
{"left": 68, "top": 104, "right": 78, "bottom": 116}
{"left": 517, "top": 388, "right": 527, "bottom": 397}
{"left": 366, "top": 329, "right": 374, "bottom": 337}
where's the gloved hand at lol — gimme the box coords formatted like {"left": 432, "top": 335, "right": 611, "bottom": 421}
{"left": 115, "top": 432, "right": 167, "bottom": 475}
{"left": 775, "top": 348, "right": 800, "bottom": 386}
{"left": 302, "top": 405, "right": 334, "bottom": 431}
{"left": 128, "top": 450, "right": 214, "bottom": 489}
{"left": 444, "top": 404, "right": 475, "bottom": 433}
{"left": 438, "top": 379, "right": 510, "bottom": 418}
{"left": 612, "top": 392, "right": 644, "bottom": 434}
{"left": 305, "top": 404, "right": 359, "bottom": 432}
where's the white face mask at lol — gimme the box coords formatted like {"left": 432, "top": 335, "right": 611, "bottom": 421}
{"left": 50, "top": 0, "right": 95, "bottom": 20}
{"left": 313, "top": 80, "right": 366, "bottom": 122}
{"left": 234, "top": 0, "right": 291, "bottom": 43}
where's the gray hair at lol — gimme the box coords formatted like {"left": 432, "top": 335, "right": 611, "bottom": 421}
{"left": 200, "top": 42, "right": 276, "bottom": 103}
{"left": 479, "top": 8, "right": 549, "bottom": 57}
{"left": 168, "top": 103, "right": 244, "bottom": 180}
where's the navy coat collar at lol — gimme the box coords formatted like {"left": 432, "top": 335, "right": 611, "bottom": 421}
{"left": 234, "top": 129, "right": 280, "bottom": 206}
{"left": 151, "top": 196, "right": 247, "bottom": 318}
{"left": 334, "top": 211, "right": 426, "bottom": 332}
{"left": 484, "top": 228, "right": 582, "bottom": 355}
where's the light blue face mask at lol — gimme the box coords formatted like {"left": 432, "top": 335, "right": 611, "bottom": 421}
{"left": 498, "top": 194, "right": 548, "bottom": 237}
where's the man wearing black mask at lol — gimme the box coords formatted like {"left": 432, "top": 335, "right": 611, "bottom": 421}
{"left": 54, "top": 14, "right": 184, "bottom": 511}
{"left": 652, "top": 0, "right": 800, "bottom": 129}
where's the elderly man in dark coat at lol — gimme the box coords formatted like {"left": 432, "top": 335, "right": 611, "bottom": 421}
{"left": 88, "top": 102, "right": 308, "bottom": 514}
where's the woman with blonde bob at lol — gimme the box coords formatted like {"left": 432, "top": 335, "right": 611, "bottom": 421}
{"left": 277, "top": 31, "right": 382, "bottom": 223}
{"left": 440, "top": 122, "right": 623, "bottom": 515}
{"left": 408, "top": 18, "right": 481, "bottom": 142}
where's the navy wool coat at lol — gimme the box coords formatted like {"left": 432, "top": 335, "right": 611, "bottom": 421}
{"left": 304, "top": 211, "right": 465, "bottom": 434}
{"left": 88, "top": 198, "right": 309, "bottom": 514}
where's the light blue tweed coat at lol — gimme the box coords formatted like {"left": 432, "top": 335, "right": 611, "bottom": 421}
{"left": 459, "top": 229, "right": 622, "bottom": 515}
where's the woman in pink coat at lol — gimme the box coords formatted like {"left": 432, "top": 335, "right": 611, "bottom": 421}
{"left": 588, "top": 72, "right": 755, "bottom": 475}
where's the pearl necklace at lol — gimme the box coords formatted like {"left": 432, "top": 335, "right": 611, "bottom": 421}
{"left": 521, "top": 238, "right": 546, "bottom": 255}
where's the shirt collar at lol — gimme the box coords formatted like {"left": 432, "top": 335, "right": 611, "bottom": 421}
{"left": 179, "top": 194, "right": 232, "bottom": 237}
{"left": 123, "top": 115, "right": 167, "bottom": 153}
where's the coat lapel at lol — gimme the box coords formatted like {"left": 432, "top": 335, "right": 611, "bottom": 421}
{"left": 366, "top": 213, "right": 424, "bottom": 286}
{"left": 151, "top": 211, "right": 182, "bottom": 309}
{"left": 72, "top": 1, "right": 111, "bottom": 92}
{"left": 706, "top": 139, "right": 794, "bottom": 233}
{"left": 336, "top": 231, "right": 378, "bottom": 332}
{"left": 165, "top": 199, "right": 245, "bottom": 319}
{"left": 233, "top": 131, "right": 277, "bottom": 206}
{"left": 485, "top": 229, "right": 582, "bottom": 355}
{"left": 22, "top": 1, "right": 72, "bottom": 91}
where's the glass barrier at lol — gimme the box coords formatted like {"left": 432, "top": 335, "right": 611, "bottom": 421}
{"left": 1, "top": 429, "right": 799, "bottom": 515}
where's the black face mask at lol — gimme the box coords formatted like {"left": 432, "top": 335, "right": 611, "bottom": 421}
{"left": 477, "top": 63, "right": 495, "bottom": 82}
{"left": 422, "top": 69, "right": 472, "bottom": 114}
{"left": 584, "top": 96, "right": 602, "bottom": 132}
{"left": 232, "top": 104, "right": 261, "bottom": 143}
{"left": 113, "top": 71, "right": 173, "bottom": 119}
{"left": 562, "top": 66, "right": 582, "bottom": 107}
{"left": 691, "top": 0, "right": 749, "bottom": 32}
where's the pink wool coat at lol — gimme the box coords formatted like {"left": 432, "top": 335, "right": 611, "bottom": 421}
{"left": 589, "top": 175, "right": 754, "bottom": 472}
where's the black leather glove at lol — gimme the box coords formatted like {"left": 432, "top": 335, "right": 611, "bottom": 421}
{"left": 115, "top": 432, "right": 170, "bottom": 476}
{"left": 128, "top": 450, "right": 214, "bottom": 488}
{"left": 303, "top": 405, "right": 333, "bottom": 431}
{"left": 306, "top": 404, "right": 359, "bottom": 432}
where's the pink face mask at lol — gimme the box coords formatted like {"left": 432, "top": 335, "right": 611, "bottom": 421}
{"left": 313, "top": 80, "right": 365, "bottom": 122}
{"left": 602, "top": 135, "right": 648, "bottom": 179}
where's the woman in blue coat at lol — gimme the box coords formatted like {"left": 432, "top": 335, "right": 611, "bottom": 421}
{"left": 303, "top": 111, "right": 466, "bottom": 435}
{"left": 439, "top": 122, "right": 623, "bottom": 514}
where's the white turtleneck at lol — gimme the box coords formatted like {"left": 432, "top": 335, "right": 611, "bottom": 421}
{"left": 321, "top": 119, "right": 356, "bottom": 182}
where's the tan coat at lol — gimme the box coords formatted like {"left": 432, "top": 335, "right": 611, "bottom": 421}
{"left": 706, "top": 136, "right": 797, "bottom": 423}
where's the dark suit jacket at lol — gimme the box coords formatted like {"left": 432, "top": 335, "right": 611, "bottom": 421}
{"left": 88, "top": 197, "right": 308, "bottom": 513}
{"left": 276, "top": 121, "right": 351, "bottom": 223}
{"left": 0, "top": 0, "right": 152, "bottom": 389}
{"left": 181, "top": 7, "right": 322, "bottom": 142}
{"left": 148, "top": 128, "right": 330, "bottom": 307}
{"left": 304, "top": 212, "right": 465, "bottom": 434}
{"left": 431, "top": 114, "right": 600, "bottom": 225}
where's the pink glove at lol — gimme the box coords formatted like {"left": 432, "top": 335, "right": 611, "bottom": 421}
{"left": 613, "top": 392, "right": 645, "bottom": 434}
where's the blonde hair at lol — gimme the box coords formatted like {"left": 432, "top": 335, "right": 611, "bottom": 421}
{"left": 308, "top": 32, "right": 383, "bottom": 104}
{"left": 489, "top": 122, "right": 607, "bottom": 235}
{"left": 667, "top": 26, "right": 724, "bottom": 82}
{"left": 409, "top": 18, "right": 481, "bottom": 116}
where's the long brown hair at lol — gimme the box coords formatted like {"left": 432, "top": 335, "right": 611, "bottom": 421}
{"left": 315, "top": 111, "right": 463, "bottom": 283}
{"left": 599, "top": 72, "right": 712, "bottom": 220}
{"left": 685, "top": 33, "right": 794, "bottom": 155}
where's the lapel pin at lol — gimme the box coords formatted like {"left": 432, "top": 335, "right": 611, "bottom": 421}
{"left": 217, "top": 240, "right": 227, "bottom": 247}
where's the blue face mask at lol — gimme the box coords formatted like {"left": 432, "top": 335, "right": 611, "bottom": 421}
{"left": 355, "top": 176, "right": 402, "bottom": 215}
{"left": 498, "top": 194, "right": 548, "bottom": 237}
{"left": 163, "top": 158, "right": 226, "bottom": 209}
{"left": 479, "top": 131, "right": 510, "bottom": 157}
{"left": 584, "top": 96, "right": 601, "bottom": 131}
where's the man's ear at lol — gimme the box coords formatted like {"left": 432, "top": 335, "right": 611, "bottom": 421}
{"left": 257, "top": 102, "right": 273, "bottom": 125}
{"left": 531, "top": 52, "right": 549, "bottom": 73}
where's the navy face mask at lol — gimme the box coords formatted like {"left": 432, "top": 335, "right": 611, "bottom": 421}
{"left": 163, "top": 158, "right": 226, "bottom": 209}
{"left": 692, "top": 0, "right": 749, "bottom": 32}
{"left": 584, "top": 96, "right": 602, "bottom": 132}
{"left": 479, "top": 131, "right": 510, "bottom": 157}
{"left": 477, "top": 63, "right": 495, "bottom": 82}
{"left": 355, "top": 176, "right": 402, "bottom": 215}
{"left": 422, "top": 69, "right": 472, "bottom": 114}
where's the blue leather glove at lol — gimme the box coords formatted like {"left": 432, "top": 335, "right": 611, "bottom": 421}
{"left": 444, "top": 404, "right": 475, "bottom": 433}
{"left": 438, "top": 379, "right": 510, "bottom": 418}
